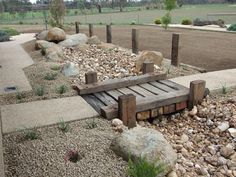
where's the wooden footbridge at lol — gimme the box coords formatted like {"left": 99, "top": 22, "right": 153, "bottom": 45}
{"left": 74, "top": 63, "right": 206, "bottom": 127}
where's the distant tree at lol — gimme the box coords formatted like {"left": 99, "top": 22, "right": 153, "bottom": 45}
{"left": 49, "top": 0, "right": 66, "bottom": 28}
{"left": 162, "top": 0, "right": 176, "bottom": 29}
{"left": 165, "top": 0, "right": 176, "bottom": 11}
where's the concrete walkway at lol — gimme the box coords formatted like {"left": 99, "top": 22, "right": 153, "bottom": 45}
{"left": 1, "top": 96, "right": 98, "bottom": 134}
{"left": 170, "top": 68, "right": 236, "bottom": 91}
{"left": 0, "top": 33, "right": 35, "bottom": 94}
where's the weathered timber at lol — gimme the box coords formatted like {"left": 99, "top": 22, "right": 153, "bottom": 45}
{"left": 106, "top": 90, "right": 124, "bottom": 100}
{"left": 188, "top": 80, "right": 206, "bottom": 109}
{"left": 82, "top": 95, "right": 105, "bottom": 114}
{"left": 129, "top": 85, "right": 156, "bottom": 97}
{"left": 89, "top": 24, "right": 93, "bottom": 37}
{"left": 158, "top": 80, "right": 188, "bottom": 90}
{"left": 151, "top": 107, "right": 163, "bottom": 118}
{"left": 94, "top": 92, "right": 117, "bottom": 106}
{"left": 101, "top": 89, "right": 189, "bottom": 119}
{"left": 171, "top": 33, "right": 180, "bottom": 67}
{"left": 118, "top": 94, "right": 136, "bottom": 128}
{"left": 118, "top": 87, "right": 144, "bottom": 99}
{"left": 106, "top": 25, "right": 112, "bottom": 43}
{"left": 139, "top": 83, "right": 166, "bottom": 95}
{"left": 77, "top": 73, "right": 167, "bottom": 95}
{"left": 85, "top": 72, "right": 97, "bottom": 84}
{"left": 132, "top": 29, "right": 139, "bottom": 54}
{"left": 149, "top": 81, "right": 176, "bottom": 92}
{"left": 176, "top": 101, "right": 187, "bottom": 111}
{"left": 142, "top": 62, "right": 154, "bottom": 74}
{"left": 137, "top": 110, "right": 150, "bottom": 120}
{"left": 75, "top": 22, "right": 79, "bottom": 33}
{"left": 164, "top": 104, "right": 176, "bottom": 114}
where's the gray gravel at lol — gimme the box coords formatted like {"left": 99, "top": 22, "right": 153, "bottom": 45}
{"left": 3, "top": 118, "right": 128, "bottom": 177}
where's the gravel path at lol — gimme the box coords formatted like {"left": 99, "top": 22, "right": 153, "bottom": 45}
{"left": 3, "top": 118, "right": 127, "bottom": 177}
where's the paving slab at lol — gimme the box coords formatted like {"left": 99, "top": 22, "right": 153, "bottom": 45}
{"left": 0, "top": 33, "right": 35, "bottom": 94}
{"left": 170, "top": 69, "right": 236, "bottom": 91}
{"left": 1, "top": 96, "right": 99, "bottom": 134}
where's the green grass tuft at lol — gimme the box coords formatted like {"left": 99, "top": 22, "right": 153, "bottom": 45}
{"left": 58, "top": 118, "right": 69, "bottom": 133}
{"left": 35, "top": 86, "right": 45, "bottom": 96}
{"left": 24, "top": 128, "right": 39, "bottom": 140}
{"left": 44, "top": 73, "right": 57, "bottom": 80}
{"left": 57, "top": 85, "right": 67, "bottom": 94}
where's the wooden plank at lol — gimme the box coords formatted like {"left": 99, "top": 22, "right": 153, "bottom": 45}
{"left": 77, "top": 73, "right": 167, "bottom": 95}
{"left": 106, "top": 90, "right": 124, "bottom": 101}
{"left": 151, "top": 107, "right": 163, "bottom": 118}
{"left": 82, "top": 95, "right": 105, "bottom": 114}
{"left": 164, "top": 104, "right": 176, "bottom": 114}
{"left": 176, "top": 101, "right": 187, "bottom": 111}
{"left": 118, "top": 87, "right": 144, "bottom": 99}
{"left": 129, "top": 85, "right": 156, "bottom": 97}
{"left": 94, "top": 92, "right": 117, "bottom": 106}
{"left": 118, "top": 94, "right": 136, "bottom": 128}
{"left": 149, "top": 81, "right": 176, "bottom": 92}
{"left": 139, "top": 83, "right": 166, "bottom": 95}
{"left": 101, "top": 89, "right": 189, "bottom": 119}
{"left": 158, "top": 80, "right": 188, "bottom": 90}
{"left": 137, "top": 111, "right": 150, "bottom": 120}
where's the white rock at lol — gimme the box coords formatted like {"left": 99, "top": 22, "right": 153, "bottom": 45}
{"left": 189, "top": 106, "right": 198, "bottom": 116}
{"left": 180, "top": 134, "right": 189, "bottom": 144}
{"left": 167, "top": 171, "right": 178, "bottom": 177}
{"left": 111, "top": 118, "right": 123, "bottom": 127}
{"left": 218, "top": 121, "right": 230, "bottom": 132}
{"left": 228, "top": 128, "right": 236, "bottom": 138}
{"left": 62, "top": 62, "right": 79, "bottom": 77}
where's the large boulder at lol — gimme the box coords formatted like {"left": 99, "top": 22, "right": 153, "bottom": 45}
{"left": 59, "top": 33, "right": 88, "bottom": 47}
{"left": 45, "top": 45, "right": 64, "bottom": 62}
{"left": 47, "top": 27, "right": 66, "bottom": 42}
{"left": 135, "top": 51, "right": 163, "bottom": 71}
{"left": 35, "top": 40, "right": 55, "bottom": 50}
{"left": 110, "top": 127, "right": 177, "bottom": 177}
{"left": 87, "top": 35, "right": 101, "bottom": 45}
{"left": 62, "top": 62, "right": 79, "bottom": 77}
{"left": 36, "top": 30, "right": 48, "bottom": 40}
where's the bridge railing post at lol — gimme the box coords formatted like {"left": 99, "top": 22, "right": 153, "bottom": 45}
{"left": 85, "top": 72, "right": 97, "bottom": 84}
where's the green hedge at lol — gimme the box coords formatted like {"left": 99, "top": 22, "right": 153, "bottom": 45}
{"left": 154, "top": 18, "right": 161, "bottom": 25}
{"left": 181, "top": 19, "right": 192, "bottom": 25}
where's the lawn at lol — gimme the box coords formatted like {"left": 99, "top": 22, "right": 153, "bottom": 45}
{"left": 0, "top": 4, "right": 236, "bottom": 25}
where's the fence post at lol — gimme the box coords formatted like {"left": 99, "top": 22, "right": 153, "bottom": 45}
{"left": 85, "top": 72, "right": 97, "bottom": 84}
{"left": 75, "top": 22, "right": 79, "bottom": 34}
{"left": 142, "top": 62, "right": 154, "bottom": 74}
{"left": 118, "top": 94, "right": 136, "bottom": 129}
{"left": 171, "top": 33, "right": 180, "bottom": 67}
{"left": 106, "top": 25, "right": 112, "bottom": 43}
{"left": 188, "top": 80, "right": 206, "bottom": 109}
{"left": 132, "top": 29, "right": 139, "bottom": 54}
{"left": 89, "top": 24, "right": 93, "bottom": 37}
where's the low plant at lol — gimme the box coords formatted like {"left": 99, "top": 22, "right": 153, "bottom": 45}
{"left": 127, "top": 156, "right": 165, "bottom": 177}
{"left": 50, "top": 65, "right": 61, "bottom": 71}
{"left": 44, "top": 73, "right": 57, "bottom": 80}
{"left": 154, "top": 18, "right": 161, "bottom": 25}
{"left": 64, "top": 149, "right": 81, "bottom": 163}
{"left": 24, "top": 128, "right": 39, "bottom": 140}
{"left": 227, "top": 24, "right": 236, "bottom": 32}
{"left": 181, "top": 19, "right": 192, "bottom": 25}
{"left": 35, "top": 86, "right": 45, "bottom": 96}
{"left": 0, "top": 30, "right": 10, "bottom": 42}
{"left": 1, "top": 27, "right": 20, "bottom": 36}
{"left": 57, "top": 85, "right": 67, "bottom": 94}
{"left": 131, "top": 21, "right": 136, "bottom": 25}
{"left": 58, "top": 118, "right": 69, "bottom": 132}
{"left": 221, "top": 83, "right": 227, "bottom": 94}
{"left": 86, "top": 118, "right": 97, "bottom": 129}
{"left": 16, "top": 92, "right": 24, "bottom": 100}
{"left": 161, "top": 12, "right": 171, "bottom": 30}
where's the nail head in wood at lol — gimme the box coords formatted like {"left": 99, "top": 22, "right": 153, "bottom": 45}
{"left": 85, "top": 72, "right": 97, "bottom": 84}
{"left": 118, "top": 94, "right": 136, "bottom": 129}
{"left": 132, "top": 29, "right": 139, "bottom": 54}
{"left": 89, "top": 24, "right": 93, "bottom": 37}
{"left": 75, "top": 22, "right": 79, "bottom": 34}
{"left": 142, "top": 62, "right": 154, "bottom": 74}
{"left": 188, "top": 80, "right": 206, "bottom": 109}
{"left": 171, "top": 33, "right": 180, "bottom": 67}
{"left": 106, "top": 25, "right": 112, "bottom": 43}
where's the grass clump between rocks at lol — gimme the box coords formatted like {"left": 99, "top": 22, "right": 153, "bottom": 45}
{"left": 44, "top": 73, "right": 57, "bottom": 80}
{"left": 127, "top": 156, "right": 165, "bottom": 177}
{"left": 57, "top": 85, "right": 67, "bottom": 94}
{"left": 50, "top": 65, "right": 61, "bottom": 71}
{"left": 221, "top": 83, "right": 227, "bottom": 94}
{"left": 35, "top": 86, "right": 45, "bottom": 96}
{"left": 58, "top": 118, "right": 69, "bottom": 132}
{"left": 24, "top": 128, "right": 39, "bottom": 140}
{"left": 86, "top": 118, "right": 98, "bottom": 129}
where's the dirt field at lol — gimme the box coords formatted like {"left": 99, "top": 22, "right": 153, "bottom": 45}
{"left": 76, "top": 25, "right": 236, "bottom": 72}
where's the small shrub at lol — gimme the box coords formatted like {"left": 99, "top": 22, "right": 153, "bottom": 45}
{"left": 127, "top": 156, "right": 165, "bottom": 177}
{"left": 227, "top": 24, "right": 236, "bottom": 31}
{"left": 221, "top": 83, "right": 227, "bottom": 94}
{"left": 50, "top": 65, "right": 61, "bottom": 71}
{"left": 161, "top": 12, "right": 171, "bottom": 30}
{"left": 44, "top": 73, "right": 57, "bottom": 80}
{"left": 0, "top": 30, "right": 10, "bottom": 42}
{"left": 154, "top": 18, "right": 161, "bottom": 25}
{"left": 131, "top": 21, "right": 136, "bottom": 25}
{"left": 74, "top": 10, "right": 78, "bottom": 15}
{"left": 24, "top": 128, "right": 39, "bottom": 140}
{"left": 181, "top": 19, "right": 192, "bottom": 25}
{"left": 57, "top": 85, "right": 67, "bottom": 94}
{"left": 1, "top": 27, "right": 19, "bottom": 36}
{"left": 16, "top": 92, "right": 25, "bottom": 100}
{"left": 35, "top": 86, "right": 45, "bottom": 96}
{"left": 64, "top": 149, "right": 81, "bottom": 163}
{"left": 86, "top": 118, "right": 97, "bottom": 129}
{"left": 41, "top": 48, "right": 46, "bottom": 56}
{"left": 19, "top": 21, "right": 23, "bottom": 25}
{"left": 58, "top": 118, "right": 69, "bottom": 132}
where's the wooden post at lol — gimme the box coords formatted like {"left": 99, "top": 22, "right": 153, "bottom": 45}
{"left": 142, "top": 62, "right": 154, "bottom": 74}
{"left": 89, "top": 24, "right": 93, "bottom": 37}
{"left": 106, "top": 25, "right": 112, "bottom": 43}
{"left": 75, "top": 22, "right": 79, "bottom": 34}
{"left": 118, "top": 94, "right": 136, "bottom": 129}
{"left": 132, "top": 29, "right": 139, "bottom": 54}
{"left": 188, "top": 80, "right": 206, "bottom": 109}
{"left": 171, "top": 33, "right": 180, "bottom": 67}
{"left": 85, "top": 72, "right": 97, "bottom": 84}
